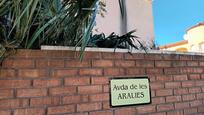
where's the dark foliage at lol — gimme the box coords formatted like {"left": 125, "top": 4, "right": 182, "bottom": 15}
{"left": 88, "top": 30, "right": 147, "bottom": 51}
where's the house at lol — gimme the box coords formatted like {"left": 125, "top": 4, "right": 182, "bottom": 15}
{"left": 160, "top": 22, "right": 204, "bottom": 52}
{"left": 94, "top": 0, "right": 154, "bottom": 47}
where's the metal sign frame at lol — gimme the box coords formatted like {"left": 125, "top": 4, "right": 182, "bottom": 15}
{"left": 109, "top": 76, "right": 151, "bottom": 107}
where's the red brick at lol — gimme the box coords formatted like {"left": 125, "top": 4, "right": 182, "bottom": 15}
{"left": 78, "top": 85, "right": 102, "bottom": 94}
{"left": 69, "top": 113, "right": 88, "bottom": 115}
{"left": 126, "top": 68, "right": 145, "bottom": 75}
{"left": 175, "top": 102, "right": 190, "bottom": 109}
{"left": 83, "top": 52, "right": 102, "bottom": 59}
{"left": 2, "top": 59, "right": 11, "bottom": 67}
{"left": 65, "top": 77, "right": 90, "bottom": 86}
{"left": 166, "top": 96, "right": 181, "bottom": 103}
{"left": 182, "top": 94, "right": 196, "bottom": 101}
{"left": 102, "top": 53, "right": 123, "bottom": 59}
{"left": 0, "top": 110, "right": 11, "bottom": 115}
{"left": 14, "top": 108, "right": 45, "bottom": 115}
{"left": 155, "top": 61, "right": 172, "bottom": 67}
{"left": 125, "top": 53, "right": 144, "bottom": 60}
{"left": 172, "top": 61, "right": 186, "bottom": 67}
{"left": 165, "top": 82, "right": 181, "bottom": 88}
{"left": 157, "top": 104, "right": 174, "bottom": 112}
{"left": 202, "top": 87, "right": 204, "bottom": 92}
{"left": 189, "top": 87, "right": 201, "bottom": 93}
{"left": 150, "top": 112, "right": 166, "bottom": 115}
{"left": 18, "top": 69, "right": 48, "bottom": 78}
{"left": 63, "top": 95, "right": 85, "bottom": 104}
{"left": 182, "top": 81, "right": 195, "bottom": 87}
{"left": 156, "top": 89, "right": 173, "bottom": 96}
{"left": 0, "top": 90, "right": 13, "bottom": 99}
{"left": 193, "top": 55, "right": 204, "bottom": 61}
{"left": 77, "top": 103, "right": 102, "bottom": 112}
{"left": 90, "top": 110, "right": 113, "bottom": 115}
{"left": 65, "top": 60, "right": 90, "bottom": 67}
{"left": 79, "top": 69, "right": 103, "bottom": 76}
{"left": 150, "top": 83, "right": 164, "bottom": 89}
{"left": 90, "top": 93, "right": 109, "bottom": 102}
{"left": 156, "top": 75, "right": 173, "bottom": 81}
{"left": 115, "top": 108, "right": 136, "bottom": 115}
{"left": 180, "top": 55, "right": 193, "bottom": 60}
{"left": 115, "top": 60, "right": 135, "bottom": 67}
{"left": 0, "top": 80, "right": 31, "bottom": 89}
{"left": 152, "top": 91, "right": 158, "bottom": 98}
{"left": 146, "top": 68, "right": 163, "bottom": 74}
{"left": 3, "top": 59, "right": 34, "bottom": 68}
{"left": 91, "top": 77, "right": 109, "bottom": 85}
{"left": 0, "top": 99, "right": 28, "bottom": 109}
{"left": 180, "top": 67, "right": 203, "bottom": 74}
{"left": 184, "top": 108, "right": 198, "bottom": 115}
{"left": 52, "top": 69, "right": 78, "bottom": 77}
{"left": 36, "top": 59, "right": 64, "bottom": 68}
{"left": 17, "top": 88, "right": 47, "bottom": 97}
{"left": 164, "top": 68, "right": 180, "bottom": 74}
{"left": 59, "top": 51, "right": 77, "bottom": 58}
{"left": 195, "top": 81, "right": 204, "bottom": 86}
{"left": 103, "top": 85, "right": 110, "bottom": 92}
{"left": 163, "top": 54, "right": 180, "bottom": 60}
{"left": 48, "top": 105, "right": 75, "bottom": 114}
{"left": 136, "top": 105, "right": 156, "bottom": 114}
{"left": 174, "top": 88, "right": 189, "bottom": 95}
{"left": 149, "top": 75, "right": 156, "bottom": 82}
{"left": 173, "top": 75, "right": 188, "bottom": 81}
{"left": 167, "top": 110, "right": 183, "bottom": 115}
{"left": 81, "top": 95, "right": 89, "bottom": 102}
{"left": 30, "top": 97, "right": 60, "bottom": 106}
{"left": 190, "top": 100, "right": 203, "bottom": 107}
{"left": 152, "top": 97, "right": 165, "bottom": 104}
{"left": 102, "top": 101, "right": 111, "bottom": 109}
{"left": 198, "top": 105, "right": 204, "bottom": 112}
{"left": 0, "top": 69, "right": 15, "bottom": 78}
{"left": 49, "top": 87, "right": 76, "bottom": 96}
{"left": 92, "top": 60, "right": 114, "bottom": 67}
{"left": 187, "top": 61, "right": 198, "bottom": 66}
{"left": 48, "top": 59, "right": 64, "bottom": 68}
{"left": 189, "top": 74, "right": 200, "bottom": 80}
{"left": 200, "top": 61, "right": 204, "bottom": 66}
{"left": 196, "top": 93, "right": 204, "bottom": 99}
{"left": 105, "top": 68, "right": 125, "bottom": 76}
{"left": 135, "top": 60, "right": 154, "bottom": 68}
{"left": 47, "top": 50, "right": 75, "bottom": 58}
{"left": 145, "top": 54, "right": 162, "bottom": 60}
{"left": 35, "top": 59, "right": 48, "bottom": 68}
{"left": 33, "top": 79, "right": 61, "bottom": 88}
{"left": 13, "top": 50, "right": 47, "bottom": 58}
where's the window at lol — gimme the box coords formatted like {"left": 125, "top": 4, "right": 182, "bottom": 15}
{"left": 191, "top": 45, "right": 197, "bottom": 52}
{"left": 200, "top": 43, "right": 204, "bottom": 52}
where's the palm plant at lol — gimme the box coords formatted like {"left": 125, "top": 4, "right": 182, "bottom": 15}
{"left": 0, "top": 0, "right": 99, "bottom": 61}
{"left": 88, "top": 30, "right": 147, "bottom": 52}
{"left": 0, "top": 0, "right": 148, "bottom": 63}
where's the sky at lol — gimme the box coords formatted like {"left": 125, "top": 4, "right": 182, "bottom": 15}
{"left": 153, "top": 0, "right": 204, "bottom": 46}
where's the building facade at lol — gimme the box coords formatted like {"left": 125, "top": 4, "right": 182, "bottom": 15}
{"left": 160, "top": 22, "right": 204, "bottom": 52}
{"left": 94, "top": 0, "right": 154, "bottom": 47}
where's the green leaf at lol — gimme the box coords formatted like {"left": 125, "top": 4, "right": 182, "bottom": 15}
{"left": 26, "top": 14, "right": 62, "bottom": 48}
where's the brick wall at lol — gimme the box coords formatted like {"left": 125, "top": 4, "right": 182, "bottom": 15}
{"left": 0, "top": 49, "right": 204, "bottom": 115}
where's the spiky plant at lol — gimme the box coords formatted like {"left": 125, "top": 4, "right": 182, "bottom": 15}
{"left": 0, "top": 0, "right": 99, "bottom": 62}
{"left": 88, "top": 30, "right": 147, "bottom": 52}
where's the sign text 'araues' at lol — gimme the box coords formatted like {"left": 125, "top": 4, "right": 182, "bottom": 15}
{"left": 110, "top": 77, "right": 151, "bottom": 107}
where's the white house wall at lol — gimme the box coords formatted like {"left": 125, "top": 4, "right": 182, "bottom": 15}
{"left": 94, "top": 0, "right": 154, "bottom": 47}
